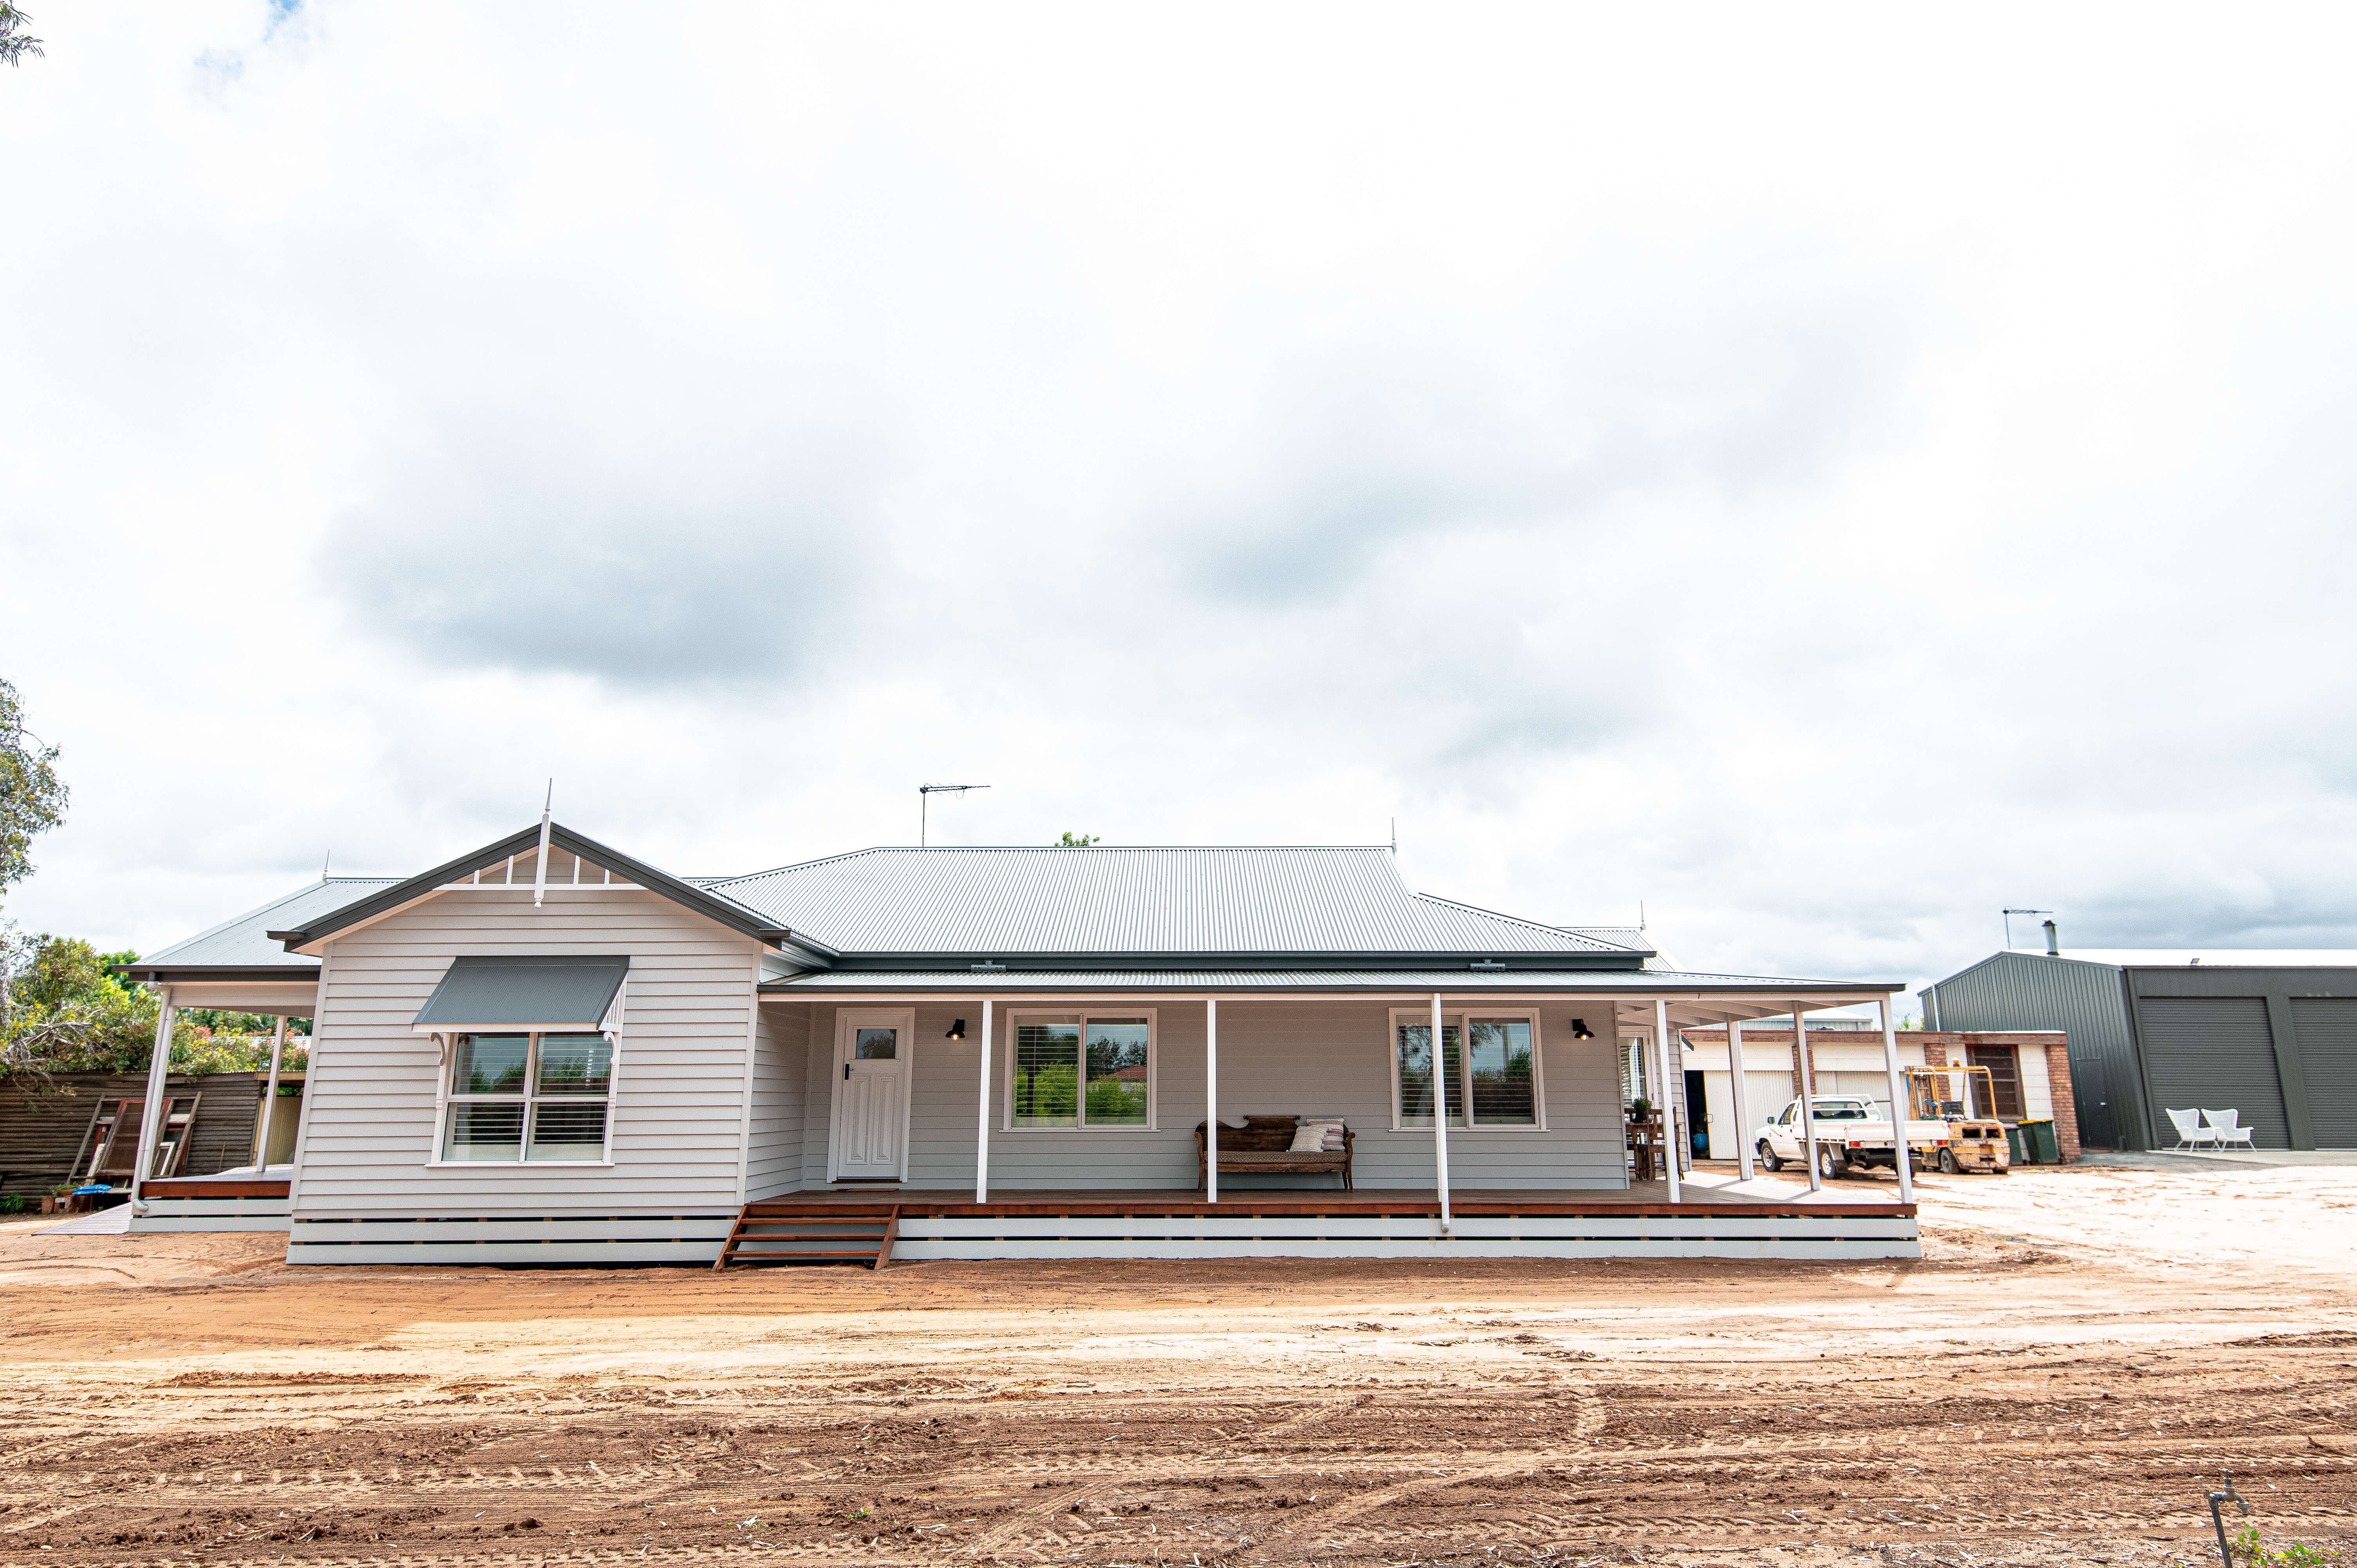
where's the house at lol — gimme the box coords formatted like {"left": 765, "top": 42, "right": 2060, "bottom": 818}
{"left": 118, "top": 823, "right": 1924, "bottom": 1263}
{"left": 1922, "top": 941, "right": 2357, "bottom": 1151}
{"left": 1672, "top": 1026, "right": 2077, "bottom": 1164}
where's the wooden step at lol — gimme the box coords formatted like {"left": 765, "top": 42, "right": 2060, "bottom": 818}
{"left": 715, "top": 1204, "right": 900, "bottom": 1270}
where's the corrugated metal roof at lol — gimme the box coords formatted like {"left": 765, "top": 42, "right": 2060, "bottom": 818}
{"left": 2000, "top": 948, "right": 2357, "bottom": 968}
{"left": 704, "top": 847, "right": 1645, "bottom": 958}
{"left": 766, "top": 967, "right": 1878, "bottom": 992}
{"left": 413, "top": 956, "right": 629, "bottom": 1027}
{"left": 131, "top": 878, "right": 404, "bottom": 971}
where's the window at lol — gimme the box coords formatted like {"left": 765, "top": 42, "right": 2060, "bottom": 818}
{"left": 442, "top": 1031, "right": 614, "bottom": 1162}
{"left": 1390, "top": 1010, "right": 1543, "bottom": 1129}
{"left": 1006, "top": 1011, "right": 1154, "bottom": 1128}
{"left": 1967, "top": 1045, "right": 2024, "bottom": 1119}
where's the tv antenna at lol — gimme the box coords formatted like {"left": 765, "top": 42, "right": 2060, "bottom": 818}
{"left": 920, "top": 783, "right": 989, "bottom": 846}
{"left": 2002, "top": 907, "right": 2052, "bottom": 948}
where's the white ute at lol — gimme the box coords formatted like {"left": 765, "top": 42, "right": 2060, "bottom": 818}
{"left": 1752, "top": 1096, "right": 1953, "bottom": 1181}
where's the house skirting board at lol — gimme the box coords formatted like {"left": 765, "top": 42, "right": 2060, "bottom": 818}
{"left": 129, "top": 1197, "right": 292, "bottom": 1233}
{"left": 286, "top": 1214, "right": 740, "bottom": 1265}
{"left": 887, "top": 1212, "right": 1920, "bottom": 1262}
{"left": 279, "top": 1204, "right": 1919, "bottom": 1264}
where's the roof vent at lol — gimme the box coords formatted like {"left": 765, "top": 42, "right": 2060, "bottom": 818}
{"left": 970, "top": 961, "right": 1007, "bottom": 973}
{"left": 1470, "top": 959, "right": 1506, "bottom": 971}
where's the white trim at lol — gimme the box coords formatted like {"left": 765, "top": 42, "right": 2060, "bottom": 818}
{"left": 828, "top": 1007, "right": 916, "bottom": 1182}
{"left": 1728, "top": 1016, "right": 1754, "bottom": 1181}
{"left": 129, "top": 984, "right": 177, "bottom": 1206}
{"left": 1205, "top": 998, "right": 1217, "bottom": 1204}
{"left": 999, "top": 1007, "right": 1161, "bottom": 1132}
{"left": 974, "top": 998, "right": 993, "bottom": 1203}
{"left": 254, "top": 1015, "right": 289, "bottom": 1167}
{"left": 435, "top": 881, "right": 644, "bottom": 892}
{"left": 735, "top": 971, "right": 758, "bottom": 1204}
{"left": 766, "top": 990, "right": 1892, "bottom": 1009}
{"left": 1655, "top": 999, "right": 1681, "bottom": 1203}
{"left": 1430, "top": 994, "right": 1450, "bottom": 1235}
{"left": 1383, "top": 1007, "right": 1548, "bottom": 1131}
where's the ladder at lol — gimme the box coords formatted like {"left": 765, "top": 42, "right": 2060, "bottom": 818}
{"left": 713, "top": 1202, "right": 899, "bottom": 1269}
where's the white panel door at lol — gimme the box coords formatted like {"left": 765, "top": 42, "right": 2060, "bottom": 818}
{"left": 830, "top": 1010, "right": 913, "bottom": 1180}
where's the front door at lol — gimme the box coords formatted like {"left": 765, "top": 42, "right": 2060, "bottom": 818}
{"left": 830, "top": 1009, "right": 913, "bottom": 1181}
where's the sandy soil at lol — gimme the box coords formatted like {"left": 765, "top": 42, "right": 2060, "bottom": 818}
{"left": 0, "top": 1163, "right": 2351, "bottom": 1568}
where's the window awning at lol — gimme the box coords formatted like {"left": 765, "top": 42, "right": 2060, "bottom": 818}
{"left": 413, "top": 956, "right": 629, "bottom": 1031}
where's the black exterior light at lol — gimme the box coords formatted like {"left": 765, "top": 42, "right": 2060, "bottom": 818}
{"left": 945, "top": 1018, "right": 967, "bottom": 1040}
{"left": 1570, "top": 1018, "right": 1595, "bottom": 1040}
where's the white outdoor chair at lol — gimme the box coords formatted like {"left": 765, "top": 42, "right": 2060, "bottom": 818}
{"left": 2165, "top": 1107, "right": 2213, "bottom": 1150}
{"left": 2203, "top": 1110, "right": 2257, "bottom": 1149}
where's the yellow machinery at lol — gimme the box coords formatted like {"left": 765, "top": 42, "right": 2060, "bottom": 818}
{"left": 1903, "top": 1065, "right": 2011, "bottom": 1175}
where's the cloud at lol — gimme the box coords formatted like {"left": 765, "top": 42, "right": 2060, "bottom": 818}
{"left": 5, "top": 0, "right": 2357, "bottom": 1003}
{"left": 321, "top": 425, "right": 885, "bottom": 687}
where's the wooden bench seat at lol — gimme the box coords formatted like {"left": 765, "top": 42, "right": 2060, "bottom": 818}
{"left": 1195, "top": 1116, "right": 1353, "bottom": 1191}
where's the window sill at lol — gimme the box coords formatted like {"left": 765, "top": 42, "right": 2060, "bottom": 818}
{"left": 423, "top": 1159, "right": 616, "bottom": 1169}
{"left": 998, "top": 1126, "right": 1160, "bottom": 1134}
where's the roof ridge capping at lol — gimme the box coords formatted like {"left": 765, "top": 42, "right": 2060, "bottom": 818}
{"left": 264, "top": 822, "right": 839, "bottom": 962}
{"left": 702, "top": 842, "right": 1401, "bottom": 890}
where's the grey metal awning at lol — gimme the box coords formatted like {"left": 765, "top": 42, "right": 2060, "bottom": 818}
{"left": 413, "top": 955, "right": 629, "bottom": 1030}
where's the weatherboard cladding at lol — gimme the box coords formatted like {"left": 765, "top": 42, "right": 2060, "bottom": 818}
{"left": 701, "top": 846, "right": 1639, "bottom": 958}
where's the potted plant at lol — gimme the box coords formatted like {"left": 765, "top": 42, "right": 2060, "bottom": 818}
{"left": 1629, "top": 1098, "right": 1652, "bottom": 1123}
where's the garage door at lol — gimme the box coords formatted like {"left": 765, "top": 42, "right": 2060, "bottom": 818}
{"left": 2136, "top": 997, "right": 2290, "bottom": 1148}
{"left": 2290, "top": 998, "right": 2357, "bottom": 1149}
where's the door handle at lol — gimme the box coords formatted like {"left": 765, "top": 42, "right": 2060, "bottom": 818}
{"left": 844, "top": 1063, "right": 851, "bottom": 1081}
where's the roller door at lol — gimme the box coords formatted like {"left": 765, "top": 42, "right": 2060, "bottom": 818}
{"left": 2290, "top": 998, "right": 2357, "bottom": 1148}
{"left": 2135, "top": 997, "right": 2289, "bottom": 1148}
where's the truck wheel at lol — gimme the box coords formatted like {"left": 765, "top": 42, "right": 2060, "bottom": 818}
{"left": 1757, "top": 1140, "right": 1782, "bottom": 1173}
{"left": 1938, "top": 1148, "right": 1959, "bottom": 1175}
{"left": 1816, "top": 1145, "right": 1846, "bottom": 1180}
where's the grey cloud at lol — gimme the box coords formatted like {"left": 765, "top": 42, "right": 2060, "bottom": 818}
{"left": 1156, "top": 312, "right": 1901, "bottom": 611}
{"left": 321, "top": 436, "right": 883, "bottom": 688}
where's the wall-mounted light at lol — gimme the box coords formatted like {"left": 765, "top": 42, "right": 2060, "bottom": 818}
{"left": 1570, "top": 1018, "right": 1595, "bottom": 1040}
{"left": 945, "top": 1018, "right": 967, "bottom": 1040}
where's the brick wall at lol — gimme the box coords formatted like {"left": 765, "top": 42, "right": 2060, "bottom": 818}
{"left": 2042, "top": 1044, "right": 2082, "bottom": 1162}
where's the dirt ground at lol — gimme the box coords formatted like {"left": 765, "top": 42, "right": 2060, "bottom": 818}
{"left": 0, "top": 1161, "right": 2351, "bottom": 1568}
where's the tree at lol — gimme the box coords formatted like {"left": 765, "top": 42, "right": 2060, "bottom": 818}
{"left": 1054, "top": 832, "right": 1100, "bottom": 847}
{"left": 0, "top": 4, "right": 41, "bottom": 67}
{"left": 0, "top": 933, "right": 285, "bottom": 1079}
{"left": 0, "top": 678, "right": 68, "bottom": 909}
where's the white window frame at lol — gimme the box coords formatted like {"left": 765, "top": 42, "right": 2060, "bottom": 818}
{"left": 1385, "top": 1008, "right": 1547, "bottom": 1132}
{"left": 425, "top": 1024, "right": 622, "bottom": 1168}
{"left": 1001, "top": 1007, "right": 1159, "bottom": 1132}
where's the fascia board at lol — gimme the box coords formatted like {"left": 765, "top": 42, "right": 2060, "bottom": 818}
{"left": 816, "top": 949, "right": 1647, "bottom": 970}
{"left": 267, "top": 822, "right": 821, "bottom": 957}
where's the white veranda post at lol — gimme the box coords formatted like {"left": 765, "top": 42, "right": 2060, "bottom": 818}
{"left": 1796, "top": 1006, "right": 1823, "bottom": 1192}
{"left": 254, "top": 1015, "right": 290, "bottom": 1168}
{"left": 1879, "top": 996, "right": 1914, "bottom": 1201}
{"left": 130, "top": 985, "right": 177, "bottom": 1206}
{"left": 1430, "top": 993, "right": 1452, "bottom": 1233}
{"left": 1205, "top": 999, "right": 1218, "bottom": 1204}
{"left": 973, "top": 999, "right": 993, "bottom": 1204}
{"left": 1653, "top": 999, "right": 1681, "bottom": 1203}
{"left": 1728, "top": 1015, "right": 1754, "bottom": 1181}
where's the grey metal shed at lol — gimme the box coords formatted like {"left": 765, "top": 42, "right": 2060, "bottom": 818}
{"left": 1924, "top": 948, "right": 2357, "bottom": 1152}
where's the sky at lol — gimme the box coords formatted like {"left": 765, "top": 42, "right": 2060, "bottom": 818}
{"left": 4, "top": 3, "right": 2356, "bottom": 1013}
